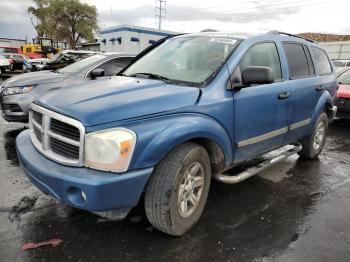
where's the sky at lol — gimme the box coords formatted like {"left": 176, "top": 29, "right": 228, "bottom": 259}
{"left": 0, "top": 0, "right": 349, "bottom": 41}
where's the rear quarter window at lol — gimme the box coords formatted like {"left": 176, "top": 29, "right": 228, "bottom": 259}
{"left": 283, "top": 42, "right": 311, "bottom": 79}
{"left": 311, "top": 47, "right": 332, "bottom": 75}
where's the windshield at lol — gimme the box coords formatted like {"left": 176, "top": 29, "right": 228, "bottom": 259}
{"left": 123, "top": 35, "right": 240, "bottom": 86}
{"left": 41, "top": 39, "right": 52, "bottom": 47}
{"left": 338, "top": 70, "right": 350, "bottom": 84}
{"left": 58, "top": 54, "right": 107, "bottom": 74}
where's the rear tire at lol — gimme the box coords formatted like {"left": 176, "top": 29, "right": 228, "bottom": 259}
{"left": 298, "top": 112, "right": 328, "bottom": 159}
{"left": 145, "top": 142, "right": 211, "bottom": 236}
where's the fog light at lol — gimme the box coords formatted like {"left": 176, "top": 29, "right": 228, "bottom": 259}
{"left": 67, "top": 187, "right": 87, "bottom": 206}
{"left": 81, "top": 191, "right": 87, "bottom": 202}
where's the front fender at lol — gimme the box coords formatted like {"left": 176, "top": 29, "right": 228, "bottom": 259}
{"left": 126, "top": 113, "right": 233, "bottom": 170}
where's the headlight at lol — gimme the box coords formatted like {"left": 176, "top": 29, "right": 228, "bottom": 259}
{"left": 3, "top": 85, "right": 34, "bottom": 96}
{"left": 85, "top": 128, "right": 136, "bottom": 172}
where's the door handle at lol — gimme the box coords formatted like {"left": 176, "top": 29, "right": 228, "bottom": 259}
{"left": 278, "top": 92, "right": 290, "bottom": 99}
{"left": 315, "top": 86, "right": 324, "bottom": 91}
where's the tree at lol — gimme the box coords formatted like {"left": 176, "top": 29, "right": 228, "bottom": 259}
{"left": 53, "top": 0, "right": 98, "bottom": 48}
{"left": 28, "top": 0, "right": 98, "bottom": 48}
{"left": 27, "top": 0, "right": 52, "bottom": 38}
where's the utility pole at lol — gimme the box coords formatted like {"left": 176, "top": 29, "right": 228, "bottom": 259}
{"left": 155, "top": 0, "right": 166, "bottom": 30}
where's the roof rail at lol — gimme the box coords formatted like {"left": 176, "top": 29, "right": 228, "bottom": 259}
{"left": 267, "top": 30, "right": 314, "bottom": 42}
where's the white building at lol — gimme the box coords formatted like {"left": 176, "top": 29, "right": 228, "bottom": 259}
{"left": 0, "top": 37, "right": 26, "bottom": 48}
{"left": 319, "top": 41, "right": 350, "bottom": 60}
{"left": 98, "top": 24, "right": 177, "bottom": 54}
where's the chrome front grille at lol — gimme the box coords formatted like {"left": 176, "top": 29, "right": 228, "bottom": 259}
{"left": 50, "top": 118, "right": 80, "bottom": 141}
{"left": 29, "top": 104, "right": 85, "bottom": 166}
{"left": 32, "top": 110, "right": 42, "bottom": 125}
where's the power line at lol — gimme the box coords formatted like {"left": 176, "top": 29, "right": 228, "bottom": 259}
{"left": 155, "top": 0, "right": 166, "bottom": 30}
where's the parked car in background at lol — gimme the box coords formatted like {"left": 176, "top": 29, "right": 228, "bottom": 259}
{"left": 15, "top": 31, "right": 337, "bottom": 236}
{"left": 3, "top": 53, "right": 29, "bottom": 71}
{"left": 333, "top": 60, "right": 350, "bottom": 68}
{"left": 24, "top": 50, "right": 98, "bottom": 72}
{"left": 335, "top": 66, "right": 349, "bottom": 77}
{"left": 0, "top": 54, "right": 11, "bottom": 77}
{"left": 41, "top": 50, "right": 98, "bottom": 71}
{"left": 23, "top": 58, "right": 50, "bottom": 72}
{"left": 0, "top": 46, "right": 21, "bottom": 54}
{"left": 333, "top": 60, "right": 350, "bottom": 76}
{"left": 0, "top": 53, "right": 134, "bottom": 122}
{"left": 336, "top": 68, "right": 350, "bottom": 119}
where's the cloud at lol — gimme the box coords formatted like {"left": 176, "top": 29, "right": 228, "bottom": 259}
{"left": 98, "top": 5, "right": 155, "bottom": 27}
{"left": 165, "top": 4, "right": 301, "bottom": 24}
{"left": 97, "top": 1, "right": 301, "bottom": 27}
{"left": 0, "top": 0, "right": 36, "bottom": 40}
{"left": 1, "top": 0, "right": 350, "bottom": 41}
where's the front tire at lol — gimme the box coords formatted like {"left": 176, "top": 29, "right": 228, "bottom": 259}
{"left": 298, "top": 112, "right": 328, "bottom": 159}
{"left": 145, "top": 142, "right": 211, "bottom": 236}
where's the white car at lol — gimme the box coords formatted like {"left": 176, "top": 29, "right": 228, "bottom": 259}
{"left": 333, "top": 60, "right": 350, "bottom": 68}
{"left": 0, "top": 54, "right": 10, "bottom": 77}
{"left": 23, "top": 58, "right": 50, "bottom": 72}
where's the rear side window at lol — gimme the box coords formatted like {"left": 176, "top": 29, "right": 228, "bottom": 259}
{"left": 303, "top": 46, "right": 315, "bottom": 75}
{"left": 283, "top": 43, "right": 310, "bottom": 79}
{"left": 239, "top": 42, "right": 282, "bottom": 81}
{"left": 310, "top": 47, "right": 332, "bottom": 75}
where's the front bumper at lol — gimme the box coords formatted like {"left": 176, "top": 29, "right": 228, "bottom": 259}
{"left": 0, "top": 92, "right": 33, "bottom": 122}
{"left": 16, "top": 130, "right": 153, "bottom": 212}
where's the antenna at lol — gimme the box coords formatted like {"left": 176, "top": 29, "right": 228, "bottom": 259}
{"left": 155, "top": 0, "right": 166, "bottom": 30}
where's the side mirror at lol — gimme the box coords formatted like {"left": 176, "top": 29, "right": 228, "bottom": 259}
{"left": 91, "top": 68, "right": 105, "bottom": 79}
{"left": 241, "top": 66, "right": 275, "bottom": 86}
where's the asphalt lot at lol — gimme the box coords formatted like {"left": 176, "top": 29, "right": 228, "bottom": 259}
{"left": 1, "top": 76, "right": 350, "bottom": 262}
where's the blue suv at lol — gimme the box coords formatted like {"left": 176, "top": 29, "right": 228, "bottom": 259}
{"left": 16, "top": 31, "right": 337, "bottom": 236}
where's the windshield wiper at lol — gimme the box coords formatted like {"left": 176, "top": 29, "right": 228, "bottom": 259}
{"left": 127, "top": 73, "right": 173, "bottom": 84}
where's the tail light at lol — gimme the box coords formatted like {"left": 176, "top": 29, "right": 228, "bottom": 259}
{"left": 8, "top": 59, "right": 13, "bottom": 64}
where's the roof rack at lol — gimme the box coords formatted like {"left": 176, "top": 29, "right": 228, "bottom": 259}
{"left": 267, "top": 30, "right": 314, "bottom": 42}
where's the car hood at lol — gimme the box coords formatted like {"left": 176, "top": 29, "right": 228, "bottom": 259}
{"left": 2, "top": 71, "right": 68, "bottom": 88}
{"left": 36, "top": 76, "right": 200, "bottom": 127}
{"left": 338, "top": 83, "right": 350, "bottom": 99}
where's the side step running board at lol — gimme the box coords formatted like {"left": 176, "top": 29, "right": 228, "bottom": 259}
{"left": 214, "top": 143, "right": 302, "bottom": 184}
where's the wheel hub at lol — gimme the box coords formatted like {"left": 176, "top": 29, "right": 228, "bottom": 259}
{"left": 177, "top": 162, "right": 204, "bottom": 218}
{"left": 313, "top": 121, "right": 325, "bottom": 151}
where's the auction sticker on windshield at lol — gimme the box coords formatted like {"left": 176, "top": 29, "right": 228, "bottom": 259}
{"left": 209, "top": 38, "right": 237, "bottom": 45}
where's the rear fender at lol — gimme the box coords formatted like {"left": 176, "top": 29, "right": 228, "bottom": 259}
{"left": 308, "top": 91, "right": 334, "bottom": 133}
